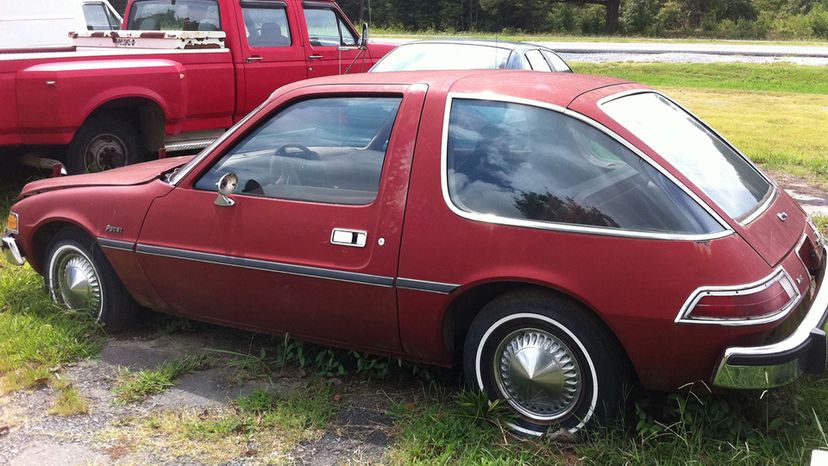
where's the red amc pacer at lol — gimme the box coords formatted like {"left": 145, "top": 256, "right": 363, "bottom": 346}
{"left": 3, "top": 70, "right": 826, "bottom": 436}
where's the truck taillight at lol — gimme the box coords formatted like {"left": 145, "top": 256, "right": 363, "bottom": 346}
{"left": 678, "top": 270, "right": 800, "bottom": 324}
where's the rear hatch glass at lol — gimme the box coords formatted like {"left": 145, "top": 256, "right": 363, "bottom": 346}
{"left": 602, "top": 91, "right": 802, "bottom": 266}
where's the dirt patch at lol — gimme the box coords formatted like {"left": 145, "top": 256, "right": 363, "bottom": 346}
{"left": 766, "top": 169, "right": 828, "bottom": 217}
{"left": 0, "top": 321, "right": 420, "bottom": 465}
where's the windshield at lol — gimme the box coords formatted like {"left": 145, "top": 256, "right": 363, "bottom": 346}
{"left": 602, "top": 92, "right": 772, "bottom": 220}
{"left": 127, "top": 0, "right": 220, "bottom": 31}
{"left": 370, "top": 43, "right": 512, "bottom": 72}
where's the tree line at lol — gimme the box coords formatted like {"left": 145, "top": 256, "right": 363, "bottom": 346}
{"left": 108, "top": 0, "right": 828, "bottom": 40}
{"left": 337, "top": 0, "right": 828, "bottom": 39}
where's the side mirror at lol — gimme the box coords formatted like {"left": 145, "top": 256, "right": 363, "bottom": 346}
{"left": 360, "top": 22, "right": 369, "bottom": 48}
{"left": 215, "top": 172, "right": 238, "bottom": 207}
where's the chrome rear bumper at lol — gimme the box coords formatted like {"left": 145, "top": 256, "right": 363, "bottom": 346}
{"left": 712, "top": 264, "right": 828, "bottom": 389}
{"left": 1, "top": 234, "right": 25, "bottom": 266}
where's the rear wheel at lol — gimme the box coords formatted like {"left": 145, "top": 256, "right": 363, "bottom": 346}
{"left": 463, "top": 290, "right": 628, "bottom": 436}
{"left": 45, "top": 228, "right": 138, "bottom": 331}
{"left": 66, "top": 115, "right": 144, "bottom": 174}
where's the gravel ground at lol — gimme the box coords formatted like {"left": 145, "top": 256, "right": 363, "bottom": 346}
{"left": 0, "top": 322, "right": 418, "bottom": 465}
{"left": 560, "top": 52, "right": 828, "bottom": 65}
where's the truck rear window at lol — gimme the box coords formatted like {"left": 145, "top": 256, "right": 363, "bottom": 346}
{"left": 127, "top": 0, "right": 221, "bottom": 31}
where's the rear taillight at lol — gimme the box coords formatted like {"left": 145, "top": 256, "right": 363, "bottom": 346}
{"left": 677, "top": 269, "right": 800, "bottom": 325}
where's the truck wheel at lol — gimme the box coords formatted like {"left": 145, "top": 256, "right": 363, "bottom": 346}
{"left": 463, "top": 290, "right": 628, "bottom": 436}
{"left": 67, "top": 116, "right": 144, "bottom": 174}
{"left": 45, "top": 228, "right": 138, "bottom": 331}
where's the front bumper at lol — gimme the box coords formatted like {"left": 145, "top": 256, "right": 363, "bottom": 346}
{"left": 712, "top": 263, "right": 828, "bottom": 389}
{"left": 1, "top": 233, "right": 25, "bottom": 266}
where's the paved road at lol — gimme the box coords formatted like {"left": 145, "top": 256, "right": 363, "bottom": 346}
{"left": 375, "top": 37, "right": 828, "bottom": 65}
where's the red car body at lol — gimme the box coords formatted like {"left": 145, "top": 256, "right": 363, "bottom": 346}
{"left": 0, "top": 0, "right": 394, "bottom": 172}
{"left": 4, "top": 70, "right": 826, "bottom": 435}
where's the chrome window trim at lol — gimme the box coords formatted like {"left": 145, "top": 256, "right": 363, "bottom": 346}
{"left": 674, "top": 267, "right": 802, "bottom": 326}
{"left": 439, "top": 92, "right": 734, "bottom": 242}
{"left": 597, "top": 89, "right": 777, "bottom": 226}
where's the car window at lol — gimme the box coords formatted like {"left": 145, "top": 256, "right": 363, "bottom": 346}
{"left": 104, "top": 5, "right": 122, "bottom": 29}
{"left": 541, "top": 50, "right": 571, "bottom": 72}
{"left": 303, "top": 7, "right": 357, "bottom": 46}
{"left": 602, "top": 92, "right": 772, "bottom": 220}
{"left": 126, "top": 0, "right": 220, "bottom": 31}
{"left": 371, "top": 43, "right": 512, "bottom": 72}
{"left": 525, "top": 50, "right": 551, "bottom": 72}
{"left": 241, "top": 3, "right": 291, "bottom": 47}
{"left": 445, "top": 98, "right": 724, "bottom": 235}
{"left": 83, "top": 3, "right": 116, "bottom": 30}
{"left": 196, "top": 97, "right": 402, "bottom": 205}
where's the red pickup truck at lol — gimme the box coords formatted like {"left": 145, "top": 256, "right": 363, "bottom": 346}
{"left": 0, "top": 0, "right": 393, "bottom": 173}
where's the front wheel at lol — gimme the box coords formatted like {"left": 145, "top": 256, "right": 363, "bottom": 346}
{"left": 463, "top": 290, "right": 628, "bottom": 436}
{"left": 45, "top": 229, "right": 138, "bottom": 331}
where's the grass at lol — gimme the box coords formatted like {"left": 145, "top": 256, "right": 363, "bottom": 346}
{"left": 48, "top": 377, "right": 90, "bottom": 416}
{"left": 0, "top": 265, "right": 102, "bottom": 394}
{"left": 113, "top": 354, "right": 211, "bottom": 404}
{"left": 665, "top": 87, "right": 828, "bottom": 180}
{"left": 99, "top": 382, "right": 337, "bottom": 464}
{"left": 815, "top": 215, "right": 828, "bottom": 235}
{"left": 570, "top": 62, "right": 828, "bottom": 183}
{"left": 573, "top": 61, "right": 828, "bottom": 95}
{"left": 373, "top": 29, "right": 828, "bottom": 47}
{"left": 387, "top": 380, "right": 828, "bottom": 465}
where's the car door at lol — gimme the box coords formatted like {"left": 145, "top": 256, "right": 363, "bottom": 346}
{"left": 136, "top": 84, "right": 426, "bottom": 352}
{"left": 237, "top": 0, "right": 308, "bottom": 114}
{"left": 300, "top": 2, "right": 366, "bottom": 77}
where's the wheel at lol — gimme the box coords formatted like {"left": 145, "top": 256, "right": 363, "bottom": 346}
{"left": 463, "top": 290, "right": 628, "bottom": 436}
{"left": 66, "top": 115, "right": 144, "bottom": 174}
{"left": 45, "top": 228, "right": 138, "bottom": 331}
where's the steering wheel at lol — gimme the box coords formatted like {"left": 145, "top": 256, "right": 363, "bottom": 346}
{"left": 272, "top": 144, "right": 320, "bottom": 186}
{"left": 276, "top": 144, "right": 319, "bottom": 160}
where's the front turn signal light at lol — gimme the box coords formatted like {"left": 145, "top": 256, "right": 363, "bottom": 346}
{"left": 6, "top": 212, "right": 18, "bottom": 233}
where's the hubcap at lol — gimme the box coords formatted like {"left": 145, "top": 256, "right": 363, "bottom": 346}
{"left": 494, "top": 329, "right": 582, "bottom": 421}
{"left": 50, "top": 246, "right": 102, "bottom": 317}
{"left": 84, "top": 133, "right": 127, "bottom": 172}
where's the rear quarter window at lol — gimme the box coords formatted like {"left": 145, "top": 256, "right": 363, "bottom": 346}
{"left": 444, "top": 98, "right": 725, "bottom": 237}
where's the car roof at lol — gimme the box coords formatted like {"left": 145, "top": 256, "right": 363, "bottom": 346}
{"left": 281, "top": 70, "right": 635, "bottom": 109}
{"left": 394, "top": 39, "right": 560, "bottom": 54}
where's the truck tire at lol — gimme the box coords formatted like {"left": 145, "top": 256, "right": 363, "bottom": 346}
{"left": 67, "top": 115, "right": 144, "bottom": 174}
{"left": 463, "top": 290, "right": 629, "bottom": 437}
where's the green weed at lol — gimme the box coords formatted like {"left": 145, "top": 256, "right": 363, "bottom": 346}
{"left": 0, "top": 265, "right": 102, "bottom": 393}
{"left": 114, "top": 354, "right": 210, "bottom": 404}
{"left": 49, "top": 377, "right": 90, "bottom": 416}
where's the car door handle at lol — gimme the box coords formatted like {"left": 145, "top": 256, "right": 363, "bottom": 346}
{"left": 331, "top": 228, "right": 367, "bottom": 248}
{"left": 308, "top": 54, "right": 323, "bottom": 60}
{"left": 246, "top": 56, "right": 264, "bottom": 63}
